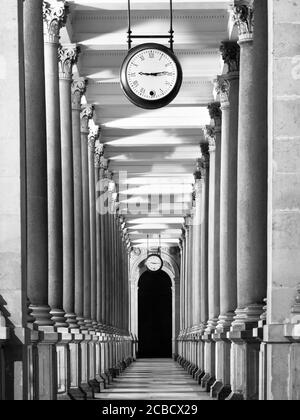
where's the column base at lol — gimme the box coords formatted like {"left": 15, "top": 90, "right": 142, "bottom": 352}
{"left": 226, "top": 391, "right": 244, "bottom": 400}
{"left": 201, "top": 373, "right": 216, "bottom": 392}
{"left": 80, "top": 383, "right": 94, "bottom": 400}
{"left": 210, "top": 380, "right": 232, "bottom": 400}
{"left": 68, "top": 387, "right": 87, "bottom": 400}
{"left": 227, "top": 305, "right": 264, "bottom": 400}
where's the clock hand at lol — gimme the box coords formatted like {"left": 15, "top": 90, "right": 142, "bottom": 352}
{"left": 138, "top": 72, "right": 173, "bottom": 76}
{"left": 155, "top": 71, "right": 173, "bottom": 76}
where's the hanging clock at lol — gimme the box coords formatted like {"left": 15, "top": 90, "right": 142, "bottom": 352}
{"left": 120, "top": 43, "right": 183, "bottom": 110}
{"left": 145, "top": 254, "right": 163, "bottom": 272}
{"left": 120, "top": 0, "right": 182, "bottom": 109}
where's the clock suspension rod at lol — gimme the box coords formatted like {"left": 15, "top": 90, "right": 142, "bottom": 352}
{"left": 127, "top": 0, "right": 132, "bottom": 50}
{"left": 126, "top": 0, "right": 174, "bottom": 51}
{"left": 169, "top": 0, "right": 174, "bottom": 52}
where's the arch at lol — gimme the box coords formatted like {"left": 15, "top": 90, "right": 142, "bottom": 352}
{"left": 129, "top": 248, "right": 180, "bottom": 356}
{"left": 138, "top": 270, "right": 172, "bottom": 358}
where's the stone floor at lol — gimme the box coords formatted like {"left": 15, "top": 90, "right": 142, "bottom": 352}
{"left": 95, "top": 359, "right": 213, "bottom": 400}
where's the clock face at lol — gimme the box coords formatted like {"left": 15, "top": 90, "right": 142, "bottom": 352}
{"left": 146, "top": 254, "right": 163, "bottom": 272}
{"left": 120, "top": 43, "right": 183, "bottom": 110}
{"left": 126, "top": 48, "right": 178, "bottom": 101}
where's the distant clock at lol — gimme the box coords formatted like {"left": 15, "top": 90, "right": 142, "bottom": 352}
{"left": 145, "top": 254, "right": 163, "bottom": 272}
{"left": 120, "top": 43, "right": 183, "bottom": 110}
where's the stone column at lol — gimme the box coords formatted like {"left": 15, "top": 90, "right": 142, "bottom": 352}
{"left": 43, "top": 0, "right": 67, "bottom": 327}
{"left": 179, "top": 238, "right": 185, "bottom": 333}
{"left": 192, "top": 164, "right": 202, "bottom": 329}
{"left": 68, "top": 78, "right": 87, "bottom": 400}
{"left": 80, "top": 104, "right": 94, "bottom": 398}
{"left": 24, "top": 0, "right": 52, "bottom": 328}
{"left": 80, "top": 104, "right": 94, "bottom": 327}
{"left": 58, "top": 44, "right": 79, "bottom": 327}
{"left": 227, "top": 0, "right": 268, "bottom": 400}
{"left": 98, "top": 158, "right": 109, "bottom": 325}
{"left": 88, "top": 126, "right": 100, "bottom": 327}
{"left": 94, "top": 142, "right": 104, "bottom": 327}
{"left": 183, "top": 218, "right": 191, "bottom": 331}
{"left": 200, "top": 140, "right": 217, "bottom": 391}
{"left": 211, "top": 43, "right": 240, "bottom": 400}
{"left": 71, "top": 77, "right": 87, "bottom": 327}
{"left": 57, "top": 44, "right": 80, "bottom": 400}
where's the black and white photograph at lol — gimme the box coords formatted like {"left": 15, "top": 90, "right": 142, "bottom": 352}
{"left": 0, "top": 0, "right": 299, "bottom": 404}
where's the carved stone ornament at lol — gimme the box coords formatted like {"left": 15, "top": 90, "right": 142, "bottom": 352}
{"left": 94, "top": 142, "right": 105, "bottom": 168}
{"left": 233, "top": 1, "right": 254, "bottom": 42}
{"left": 207, "top": 102, "right": 222, "bottom": 128}
{"left": 71, "top": 77, "right": 88, "bottom": 109}
{"left": 43, "top": 0, "right": 68, "bottom": 43}
{"left": 199, "top": 144, "right": 210, "bottom": 178}
{"left": 100, "top": 156, "right": 109, "bottom": 171}
{"left": 88, "top": 125, "right": 100, "bottom": 149}
{"left": 194, "top": 158, "right": 202, "bottom": 181}
{"left": 58, "top": 44, "right": 80, "bottom": 79}
{"left": 214, "top": 77, "right": 230, "bottom": 107}
{"left": 204, "top": 125, "right": 216, "bottom": 153}
{"left": 81, "top": 104, "right": 94, "bottom": 121}
{"left": 220, "top": 41, "right": 240, "bottom": 74}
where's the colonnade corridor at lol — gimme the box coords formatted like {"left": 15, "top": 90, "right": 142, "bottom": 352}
{"left": 95, "top": 359, "right": 212, "bottom": 401}
{"left": 1, "top": 0, "right": 300, "bottom": 402}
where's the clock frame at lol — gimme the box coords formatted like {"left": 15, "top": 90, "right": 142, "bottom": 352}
{"left": 145, "top": 254, "right": 164, "bottom": 272}
{"left": 120, "top": 43, "right": 183, "bottom": 110}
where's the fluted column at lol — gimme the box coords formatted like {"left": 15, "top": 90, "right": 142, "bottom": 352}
{"left": 58, "top": 44, "right": 79, "bottom": 327}
{"left": 98, "top": 157, "right": 109, "bottom": 325}
{"left": 192, "top": 163, "right": 202, "bottom": 328}
{"left": 88, "top": 125, "right": 100, "bottom": 326}
{"left": 71, "top": 78, "right": 87, "bottom": 327}
{"left": 216, "top": 42, "right": 240, "bottom": 333}
{"left": 227, "top": 0, "right": 267, "bottom": 400}
{"left": 234, "top": 0, "right": 267, "bottom": 313}
{"left": 200, "top": 144, "right": 210, "bottom": 328}
{"left": 95, "top": 142, "right": 104, "bottom": 326}
{"left": 43, "top": 0, "right": 68, "bottom": 327}
{"left": 24, "top": 0, "right": 52, "bottom": 326}
{"left": 211, "top": 43, "right": 240, "bottom": 400}
{"left": 80, "top": 104, "right": 94, "bottom": 327}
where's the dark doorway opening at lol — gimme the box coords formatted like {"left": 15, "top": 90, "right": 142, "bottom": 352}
{"left": 138, "top": 270, "right": 172, "bottom": 358}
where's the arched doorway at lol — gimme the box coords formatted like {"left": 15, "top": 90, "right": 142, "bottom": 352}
{"left": 138, "top": 270, "right": 172, "bottom": 358}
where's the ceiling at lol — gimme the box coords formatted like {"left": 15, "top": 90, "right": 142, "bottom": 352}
{"left": 63, "top": 0, "right": 233, "bottom": 249}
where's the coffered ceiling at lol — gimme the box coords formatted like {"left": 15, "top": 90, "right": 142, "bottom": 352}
{"left": 63, "top": 0, "right": 233, "bottom": 248}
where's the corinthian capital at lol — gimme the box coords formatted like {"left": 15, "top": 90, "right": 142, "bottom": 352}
{"left": 233, "top": 0, "right": 254, "bottom": 42}
{"left": 43, "top": 1, "right": 69, "bottom": 43}
{"left": 207, "top": 102, "right": 221, "bottom": 129}
{"left": 220, "top": 41, "right": 240, "bottom": 74}
{"left": 200, "top": 144, "right": 210, "bottom": 178}
{"left": 80, "top": 104, "right": 94, "bottom": 133}
{"left": 204, "top": 126, "right": 216, "bottom": 153}
{"left": 94, "top": 143, "right": 105, "bottom": 168}
{"left": 71, "top": 77, "right": 88, "bottom": 109}
{"left": 88, "top": 125, "right": 101, "bottom": 150}
{"left": 81, "top": 104, "right": 94, "bottom": 120}
{"left": 214, "top": 76, "right": 230, "bottom": 108}
{"left": 58, "top": 44, "right": 80, "bottom": 80}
